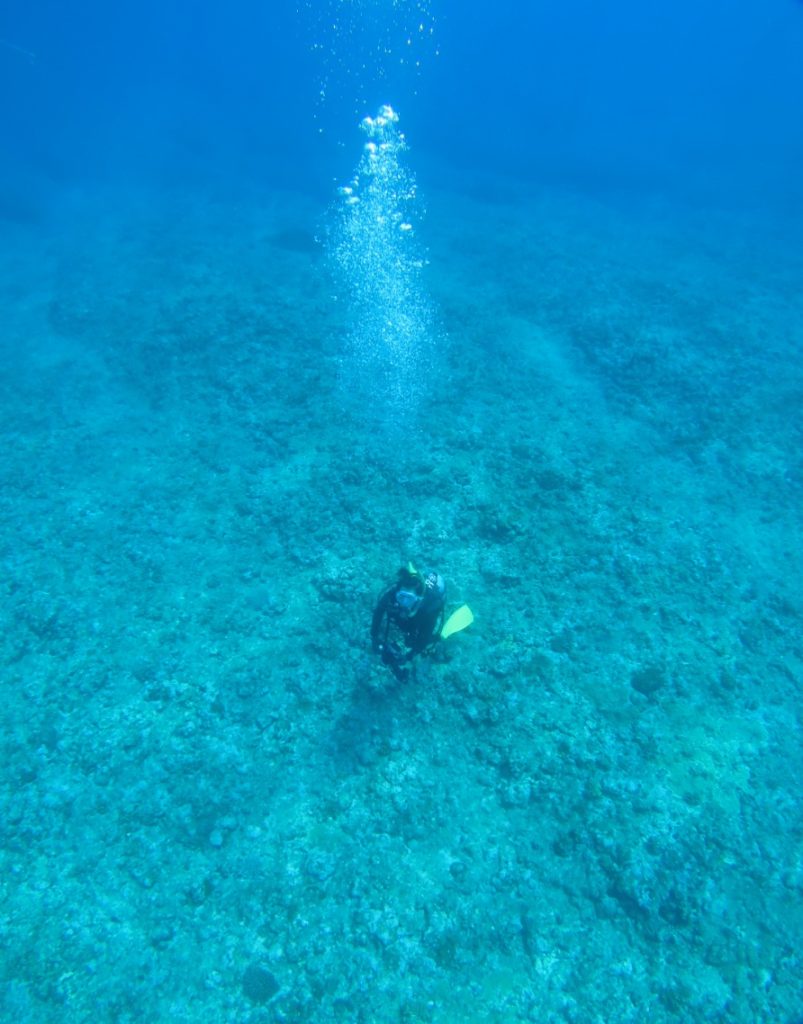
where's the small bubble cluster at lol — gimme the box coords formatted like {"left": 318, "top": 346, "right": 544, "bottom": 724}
{"left": 301, "top": 0, "right": 439, "bottom": 121}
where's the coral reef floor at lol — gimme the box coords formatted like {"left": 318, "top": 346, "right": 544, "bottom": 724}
{"left": 1, "top": 170, "right": 801, "bottom": 1022}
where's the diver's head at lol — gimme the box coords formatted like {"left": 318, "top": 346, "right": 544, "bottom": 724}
{"left": 398, "top": 563, "right": 420, "bottom": 585}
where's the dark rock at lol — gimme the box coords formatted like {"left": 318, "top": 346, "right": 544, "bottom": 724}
{"left": 150, "top": 922, "right": 175, "bottom": 947}
{"left": 630, "top": 665, "right": 666, "bottom": 696}
{"left": 659, "top": 888, "right": 690, "bottom": 926}
{"left": 549, "top": 629, "right": 574, "bottom": 654}
{"left": 242, "top": 963, "right": 279, "bottom": 1004}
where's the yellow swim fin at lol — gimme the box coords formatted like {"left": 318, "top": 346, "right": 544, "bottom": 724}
{"left": 441, "top": 604, "right": 474, "bottom": 640}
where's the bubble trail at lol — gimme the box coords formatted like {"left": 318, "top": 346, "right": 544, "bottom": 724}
{"left": 329, "top": 105, "right": 437, "bottom": 415}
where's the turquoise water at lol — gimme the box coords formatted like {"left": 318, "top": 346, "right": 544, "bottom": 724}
{"left": 2, "top": 1, "right": 802, "bottom": 1021}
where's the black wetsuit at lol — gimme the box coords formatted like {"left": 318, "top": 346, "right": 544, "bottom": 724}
{"left": 371, "top": 580, "right": 446, "bottom": 669}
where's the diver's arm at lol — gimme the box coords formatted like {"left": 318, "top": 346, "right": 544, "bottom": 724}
{"left": 371, "top": 589, "right": 393, "bottom": 650}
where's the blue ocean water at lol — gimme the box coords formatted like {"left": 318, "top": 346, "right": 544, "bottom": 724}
{"left": 1, "top": 2, "right": 802, "bottom": 1021}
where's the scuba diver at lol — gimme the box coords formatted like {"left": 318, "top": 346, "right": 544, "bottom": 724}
{"left": 371, "top": 565, "right": 447, "bottom": 679}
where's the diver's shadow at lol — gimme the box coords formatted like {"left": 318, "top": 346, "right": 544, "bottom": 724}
{"left": 327, "top": 659, "right": 412, "bottom": 774}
